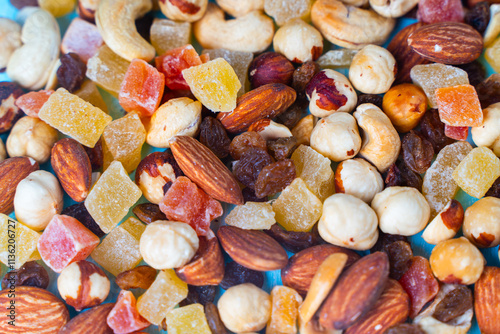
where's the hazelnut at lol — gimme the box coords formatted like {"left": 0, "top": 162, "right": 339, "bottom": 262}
{"left": 140, "top": 221, "right": 199, "bottom": 270}
{"left": 471, "top": 102, "right": 500, "bottom": 157}
{"left": 382, "top": 83, "right": 428, "bottom": 133}
{"left": 305, "top": 69, "right": 357, "bottom": 118}
{"left": 57, "top": 260, "right": 110, "bottom": 311}
{"left": 14, "top": 170, "right": 64, "bottom": 231}
{"left": 422, "top": 199, "right": 464, "bottom": 245}
{"left": 334, "top": 158, "right": 383, "bottom": 203}
{"left": 273, "top": 18, "right": 323, "bottom": 64}
{"left": 310, "top": 112, "right": 361, "bottom": 162}
{"left": 349, "top": 44, "right": 396, "bottom": 94}
{"left": 135, "top": 151, "right": 184, "bottom": 204}
{"left": 248, "top": 52, "right": 295, "bottom": 89}
{"left": 318, "top": 193, "right": 379, "bottom": 250}
{"left": 291, "top": 115, "right": 316, "bottom": 146}
{"left": 0, "top": 18, "right": 22, "bottom": 70}
{"left": 247, "top": 119, "right": 292, "bottom": 141}
{"left": 0, "top": 82, "right": 24, "bottom": 133}
{"left": 0, "top": 139, "right": 6, "bottom": 162}
{"left": 371, "top": 186, "right": 430, "bottom": 236}
{"left": 217, "top": 283, "right": 271, "bottom": 333}
{"left": 430, "top": 237, "right": 485, "bottom": 285}
{"left": 463, "top": 197, "right": 500, "bottom": 248}
{"left": 6, "top": 116, "right": 59, "bottom": 164}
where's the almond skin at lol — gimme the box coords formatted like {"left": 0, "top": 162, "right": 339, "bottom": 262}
{"left": 58, "top": 302, "right": 115, "bottom": 334}
{"left": 475, "top": 266, "right": 500, "bottom": 334}
{"left": 0, "top": 156, "right": 39, "bottom": 214}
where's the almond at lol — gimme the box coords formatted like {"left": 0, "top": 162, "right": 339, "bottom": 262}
{"left": 0, "top": 286, "right": 69, "bottom": 333}
{"left": 170, "top": 135, "right": 243, "bottom": 205}
{"left": 0, "top": 156, "right": 39, "bottom": 214}
{"left": 475, "top": 266, "right": 500, "bottom": 334}
{"left": 51, "top": 138, "right": 92, "bottom": 202}
{"left": 58, "top": 302, "right": 115, "bottom": 334}
{"left": 407, "top": 22, "right": 483, "bottom": 65}
{"left": 217, "top": 83, "right": 296, "bottom": 134}
{"left": 217, "top": 225, "right": 288, "bottom": 271}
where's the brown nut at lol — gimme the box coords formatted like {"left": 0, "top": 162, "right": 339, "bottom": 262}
{"left": 247, "top": 119, "right": 293, "bottom": 141}
{"left": 0, "top": 156, "right": 39, "bottom": 214}
{"left": 475, "top": 266, "right": 500, "bottom": 334}
{"left": 273, "top": 19, "right": 323, "bottom": 64}
{"left": 382, "top": 83, "right": 428, "bottom": 133}
{"left": 115, "top": 265, "right": 157, "bottom": 290}
{"left": 0, "top": 82, "right": 24, "bottom": 133}
{"left": 463, "top": 197, "right": 500, "bottom": 248}
{"left": 422, "top": 199, "right": 464, "bottom": 245}
{"left": 58, "top": 302, "right": 115, "bottom": 334}
{"left": 248, "top": 52, "right": 295, "bottom": 89}
{"left": 0, "top": 139, "right": 6, "bottom": 162}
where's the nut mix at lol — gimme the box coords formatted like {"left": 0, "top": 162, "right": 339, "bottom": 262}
{"left": 1, "top": 0, "right": 500, "bottom": 333}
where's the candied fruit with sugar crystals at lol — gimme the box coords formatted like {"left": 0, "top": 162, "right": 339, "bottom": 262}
{"left": 452, "top": 147, "right": 500, "bottom": 198}
{"left": 61, "top": 17, "right": 103, "bottom": 63}
{"left": 150, "top": 19, "right": 191, "bottom": 56}
{"left": 445, "top": 125, "right": 469, "bottom": 141}
{"left": 86, "top": 45, "right": 131, "bottom": 96}
{"left": 155, "top": 45, "right": 204, "bottom": 91}
{"left": 119, "top": 59, "right": 165, "bottom": 117}
{"left": 137, "top": 269, "right": 188, "bottom": 325}
{"left": 85, "top": 161, "right": 142, "bottom": 233}
{"left": 91, "top": 217, "right": 146, "bottom": 276}
{"left": 74, "top": 80, "right": 108, "bottom": 113}
{"left": 411, "top": 64, "right": 469, "bottom": 108}
{"left": 423, "top": 141, "right": 472, "bottom": 218}
{"left": 225, "top": 202, "right": 276, "bottom": 230}
{"left": 0, "top": 215, "right": 40, "bottom": 269}
{"left": 15, "top": 90, "right": 53, "bottom": 118}
{"left": 435, "top": 84, "right": 483, "bottom": 127}
{"left": 182, "top": 58, "right": 241, "bottom": 112}
{"left": 159, "top": 176, "right": 223, "bottom": 236}
{"left": 166, "top": 303, "right": 212, "bottom": 334}
{"left": 417, "top": 0, "right": 465, "bottom": 23}
{"left": 272, "top": 178, "right": 322, "bottom": 232}
{"left": 38, "top": 88, "right": 112, "bottom": 148}
{"left": 316, "top": 49, "right": 358, "bottom": 69}
{"left": 267, "top": 285, "right": 303, "bottom": 334}
{"left": 37, "top": 215, "right": 99, "bottom": 273}
{"left": 264, "top": 0, "right": 312, "bottom": 26}
{"left": 486, "top": 36, "right": 500, "bottom": 73}
{"left": 107, "top": 290, "right": 150, "bottom": 333}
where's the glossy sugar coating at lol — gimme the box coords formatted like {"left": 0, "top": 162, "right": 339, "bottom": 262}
{"left": 150, "top": 19, "right": 191, "bottom": 55}
{"left": 102, "top": 112, "right": 147, "bottom": 173}
{"left": 38, "top": 88, "right": 112, "bottom": 148}
{"left": 166, "top": 303, "right": 212, "bottom": 334}
{"left": 225, "top": 202, "right": 276, "bottom": 230}
{"left": 435, "top": 84, "right": 483, "bottom": 127}
{"left": 272, "top": 178, "right": 323, "bottom": 232}
{"left": 423, "top": 142, "right": 472, "bottom": 218}
{"left": 86, "top": 45, "right": 131, "bottom": 96}
{"left": 182, "top": 58, "right": 241, "bottom": 112}
{"left": 291, "top": 145, "right": 335, "bottom": 202}
{"left": 486, "top": 36, "right": 500, "bottom": 73}
{"left": 267, "top": 286, "right": 303, "bottom": 334}
{"left": 264, "top": 0, "right": 312, "bottom": 26}
{"left": 411, "top": 64, "right": 469, "bottom": 108}
{"left": 417, "top": 0, "right": 464, "bottom": 23}
{"left": 137, "top": 269, "right": 188, "bottom": 325}
{"left": 107, "top": 290, "right": 150, "bottom": 333}
{"left": 452, "top": 147, "right": 500, "bottom": 198}
{"left": 0, "top": 214, "right": 40, "bottom": 269}
{"left": 316, "top": 49, "right": 358, "bottom": 69}
{"left": 84, "top": 161, "right": 142, "bottom": 233}
{"left": 74, "top": 80, "right": 108, "bottom": 113}
{"left": 91, "top": 217, "right": 145, "bottom": 276}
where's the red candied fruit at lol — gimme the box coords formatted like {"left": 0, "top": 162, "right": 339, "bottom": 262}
{"left": 107, "top": 290, "right": 150, "bottom": 333}
{"left": 417, "top": 0, "right": 464, "bottom": 24}
{"left": 15, "top": 90, "right": 54, "bottom": 118}
{"left": 444, "top": 125, "right": 469, "bottom": 141}
{"left": 155, "top": 45, "right": 204, "bottom": 91}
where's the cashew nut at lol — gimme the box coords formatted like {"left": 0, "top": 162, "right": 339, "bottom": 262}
{"left": 194, "top": 3, "right": 274, "bottom": 53}
{"left": 484, "top": 4, "right": 500, "bottom": 47}
{"left": 216, "top": 0, "right": 264, "bottom": 17}
{"left": 353, "top": 103, "right": 401, "bottom": 173}
{"left": 471, "top": 102, "right": 500, "bottom": 157}
{"left": 369, "top": 0, "right": 419, "bottom": 18}
{"left": 159, "top": 0, "right": 208, "bottom": 22}
{"left": 96, "top": 0, "right": 156, "bottom": 62}
{"left": 6, "top": 8, "right": 60, "bottom": 90}
{"left": 0, "top": 18, "right": 21, "bottom": 71}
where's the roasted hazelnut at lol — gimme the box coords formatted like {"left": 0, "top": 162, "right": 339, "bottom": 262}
{"left": 463, "top": 197, "right": 500, "bottom": 248}
{"left": 291, "top": 115, "right": 316, "bottom": 146}
{"left": 0, "top": 82, "right": 24, "bottom": 133}
{"left": 471, "top": 102, "right": 500, "bottom": 157}
{"left": 248, "top": 52, "right": 295, "bottom": 89}
{"left": 334, "top": 158, "right": 384, "bottom": 203}
{"left": 422, "top": 199, "right": 464, "bottom": 245}
{"left": 247, "top": 119, "right": 293, "bottom": 141}
{"left": 273, "top": 18, "right": 323, "bottom": 64}
{"left": 0, "top": 139, "right": 6, "bottom": 162}
{"left": 382, "top": 83, "right": 428, "bottom": 133}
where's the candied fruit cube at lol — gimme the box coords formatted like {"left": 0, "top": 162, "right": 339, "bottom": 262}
{"left": 226, "top": 202, "right": 275, "bottom": 230}
{"left": 417, "top": 0, "right": 464, "bottom": 23}
{"left": 291, "top": 145, "right": 335, "bottom": 201}
{"left": 107, "top": 290, "right": 150, "bottom": 333}
{"left": 316, "top": 49, "right": 358, "bottom": 69}
{"left": 38, "top": 214, "right": 100, "bottom": 273}
{"left": 166, "top": 303, "right": 212, "bottom": 334}
{"left": 85, "top": 161, "right": 142, "bottom": 233}
{"left": 155, "top": 45, "right": 204, "bottom": 91}
{"left": 267, "top": 285, "right": 303, "bottom": 334}
{"left": 486, "top": 36, "right": 500, "bottom": 73}
{"left": 74, "top": 80, "right": 108, "bottom": 113}
{"left": 150, "top": 19, "right": 191, "bottom": 56}
{"left": 86, "top": 45, "right": 131, "bottom": 96}
{"left": 272, "top": 178, "right": 323, "bottom": 232}
{"left": 0, "top": 215, "right": 40, "bottom": 269}
{"left": 15, "top": 90, "right": 53, "bottom": 118}
{"left": 137, "top": 269, "right": 188, "bottom": 325}
{"left": 452, "top": 147, "right": 500, "bottom": 198}
{"left": 444, "top": 125, "right": 469, "bottom": 141}
{"left": 61, "top": 17, "right": 104, "bottom": 63}
{"left": 159, "top": 176, "right": 223, "bottom": 236}
{"left": 182, "top": 58, "right": 241, "bottom": 112}
{"left": 264, "top": 0, "right": 312, "bottom": 26}
{"left": 38, "top": 88, "right": 112, "bottom": 148}
{"left": 435, "top": 84, "right": 483, "bottom": 127}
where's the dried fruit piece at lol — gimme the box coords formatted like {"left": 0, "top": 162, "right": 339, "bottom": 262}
{"left": 15, "top": 90, "right": 54, "bottom": 118}
{"left": 180, "top": 285, "right": 217, "bottom": 307}
{"left": 385, "top": 160, "right": 423, "bottom": 191}
{"left": 86, "top": 45, "right": 131, "bottom": 96}
{"left": 61, "top": 18, "right": 103, "bottom": 63}
{"left": 116, "top": 266, "right": 157, "bottom": 290}
{"left": 57, "top": 53, "right": 87, "bottom": 93}
{"left": 267, "top": 286, "right": 303, "bottom": 334}
{"left": 0, "top": 214, "right": 40, "bottom": 269}
{"left": 444, "top": 125, "right": 469, "bottom": 141}
{"left": 433, "top": 285, "right": 472, "bottom": 323}
{"left": 132, "top": 203, "right": 167, "bottom": 225}
{"left": 385, "top": 241, "right": 413, "bottom": 281}
{"left": 167, "top": 303, "right": 212, "bottom": 334}
{"left": 205, "top": 302, "right": 228, "bottom": 334}
{"left": 62, "top": 203, "right": 104, "bottom": 238}
{"left": 150, "top": 19, "right": 191, "bottom": 55}
{"left": 254, "top": 159, "right": 296, "bottom": 198}
{"left": 233, "top": 148, "right": 274, "bottom": 189}
{"left": 402, "top": 131, "right": 434, "bottom": 174}
{"left": 229, "top": 131, "right": 267, "bottom": 160}
{"left": 220, "top": 261, "right": 264, "bottom": 290}
{"left": 267, "top": 136, "right": 298, "bottom": 161}
{"left": 265, "top": 223, "right": 322, "bottom": 253}
{"left": 155, "top": 45, "right": 203, "bottom": 91}
{"left": 419, "top": 108, "right": 455, "bottom": 152}
{"left": 458, "top": 60, "right": 486, "bottom": 89}
{"left": 1, "top": 261, "right": 49, "bottom": 290}
{"left": 386, "top": 324, "right": 425, "bottom": 334}
{"left": 477, "top": 73, "right": 500, "bottom": 108}
{"left": 435, "top": 84, "right": 483, "bottom": 127}
{"left": 417, "top": 0, "right": 465, "bottom": 23}
{"left": 200, "top": 116, "right": 231, "bottom": 159}
{"left": 107, "top": 290, "right": 150, "bottom": 333}
{"left": 225, "top": 202, "right": 275, "bottom": 230}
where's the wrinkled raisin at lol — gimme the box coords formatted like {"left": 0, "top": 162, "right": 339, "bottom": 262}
{"left": 371, "top": 231, "right": 408, "bottom": 253}
{"left": 115, "top": 265, "right": 157, "bottom": 290}
{"left": 433, "top": 285, "right": 473, "bottom": 323}
{"left": 457, "top": 61, "right": 486, "bottom": 88}
{"left": 265, "top": 223, "right": 323, "bottom": 253}
{"left": 220, "top": 261, "right": 264, "bottom": 290}
{"left": 135, "top": 12, "right": 154, "bottom": 42}
{"left": 242, "top": 187, "right": 267, "bottom": 202}
{"left": 200, "top": 116, "right": 231, "bottom": 159}
{"left": 386, "top": 240, "right": 413, "bottom": 280}
{"left": 293, "top": 61, "right": 320, "bottom": 99}
{"left": 1, "top": 261, "right": 50, "bottom": 290}
{"left": 419, "top": 109, "right": 455, "bottom": 152}
{"left": 477, "top": 73, "right": 500, "bottom": 108}
{"left": 233, "top": 148, "right": 273, "bottom": 189}
{"left": 179, "top": 285, "right": 218, "bottom": 307}
{"left": 385, "top": 160, "right": 423, "bottom": 191}
{"left": 402, "top": 131, "right": 434, "bottom": 174}
{"left": 132, "top": 203, "right": 167, "bottom": 224}
{"left": 357, "top": 94, "right": 384, "bottom": 110}
{"left": 62, "top": 203, "right": 105, "bottom": 238}
{"left": 465, "top": 1, "right": 490, "bottom": 34}
{"left": 205, "top": 303, "right": 228, "bottom": 334}
{"left": 386, "top": 324, "right": 426, "bottom": 334}
{"left": 229, "top": 131, "right": 267, "bottom": 160}
{"left": 486, "top": 176, "right": 500, "bottom": 198}
{"left": 274, "top": 100, "right": 306, "bottom": 129}
{"left": 267, "top": 136, "right": 298, "bottom": 160}
{"left": 84, "top": 138, "right": 103, "bottom": 172}
{"left": 254, "top": 159, "right": 296, "bottom": 197}
{"left": 57, "top": 53, "right": 87, "bottom": 93}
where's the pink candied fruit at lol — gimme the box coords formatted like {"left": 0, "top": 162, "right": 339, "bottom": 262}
{"left": 107, "top": 290, "right": 150, "bottom": 333}
{"left": 445, "top": 125, "right": 469, "bottom": 141}
{"left": 15, "top": 90, "right": 54, "bottom": 118}
{"left": 155, "top": 45, "right": 204, "bottom": 91}
{"left": 61, "top": 17, "right": 104, "bottom": 63}
{"left": 38, "top": 214, "right": 100, "bottom": 273}
{"left": 417, "top": 0, "right": 464, "bottom": 23}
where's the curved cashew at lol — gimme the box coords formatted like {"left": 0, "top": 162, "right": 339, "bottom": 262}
{"left": 159, "top": 0, "right": 208, "bottom": 22}
{"left": 353, "top": 103, "right": 401, "bottom": 173}
{"left": 194, "top": 3, "right": 274, "bottom": 53}
{"left": 484, "top": 5, "right": 500, "bottom": 47}
{"left": 96, "top": 0, "right": 155, "bottom": 62}
{"left": 6, "top": 8, "right": 60, "bottom": 90}
{"left": 471, "top": 102, "right": 500, "bottom": 157}
{"left": 0, "top": 18, "right": 21, "bottom": 71}
{"left": 369, "top": 0, "right": 419, "bottom": 18}
{"left": 216, "top": 0, "right": 264, "bottom": 17}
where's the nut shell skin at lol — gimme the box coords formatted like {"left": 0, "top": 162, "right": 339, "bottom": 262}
{"left": 248, "top": 52, "right": 295, "bottom": 89}
{"left": 334, "top": 158, "right": 383, "bottom": 203}
{"left": 463, "top": 197, "right": 500, "bottom": 248}
{"left": 422, "top": 199, "right": 464, "bottom": 245}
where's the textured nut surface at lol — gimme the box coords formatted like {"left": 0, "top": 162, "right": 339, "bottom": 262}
{"left": 382, "top": 83, "right": 428, "bottom": 133}
{"left": 0, "top": 82, "right": 25, "bottom": 133}
{"left": 334, "top": 158, "right": 383, "bottom": 203}
{"left": 0, "top": 156, "right": 39, "bottom": 214}
{"left": 215, "top": 0, "right": 263, "bottom": 17}
{"left": 0, "top": 18, "right": 22, "bottom": 70}
{"left": 475, "top": 266, "right": 500, "bottom": 334}
{"left": 0, "top": 140, "right": 6, "bottom": 162}
{"left": 273, "top": 18, "right": 323, "bottom": 64}
{"left": 58, "top": 302, "right": 115, "bottom": 334}
{"left": 369, "top": 0, "right": 419, "bottom": 18}
{"left": 159, "top": 0, "right": 207, "bottom": 22}
{"left": 247, "top": 119, "right": 292, "bottom": 141}
{"left": 471, "top": 102, "right": 500, "bottom": 157}
{"left": 463, "top": 197, "right": 500, "bottom": 248}
{"left": 422, "top": 199, "right": 464, "bottom": 245}
{"left": 292, "top": 115, "right": 316, "bottom": 146}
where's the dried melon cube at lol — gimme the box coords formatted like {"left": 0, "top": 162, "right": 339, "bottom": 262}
{"left": 150, "top": 19, "right": 191, "bottom": 56}
{"left": 166, "top": 304, "right": 212, "bottom": 334}
{"left": 74, "top": 80, "right": 108, "bottom": 113}
{"left": 107, "top": 290, "right": 150, "bottom": 333}
{"left": 267, "top": 285, "right": 303, "bottom": 334}
{"left": 0, "top": 214, "right": 40, "bottom": 269}
{"left": 435, "top": 84, "right": 483, "bottom": 127}
{"left": 86, "top": 45, "right": 131, "bottom": 96}
{"left": 225, "top": 202, "right": 276, "bottom": 230}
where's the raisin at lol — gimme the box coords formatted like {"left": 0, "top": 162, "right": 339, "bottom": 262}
{"left": 371, "top": 231, "right": 408, "bottom": 253}
{"left": 115, "top": 265, "right": 157, "bottom": 290}
{"left": 1, "top": 261, "right": 50, "bottom": 290}
{"left": 433, "top": 286, "right": 473, "bottom": 323}
{"left": 357, "top": 94, "right": 384, "bottom": 110}
{"left": 233, "top": 147, "right": 273, "bottom": 189}
{"left": 242, "top": 187, "right": 267, "bottom": 202}
{"left": 457, "top": 60, "right": 486, "bottom": 88}
{"left": 132, "top": 203, "right": 167, "bottom": 224}
{"left": 265, "top": 223, "right": 323, "bottom": 253}
{"left": 293, "top": 61, "right": 320, "bottom": 100}
{"left": 205, "top": 303, "right": 228, "bottom": 334}
{"left": 386, "top": 240, "right": 413, "bottom": 280}
{"left": 62, "top": 203, "right": 105, "bottom": 238}
{"left": 486, "top": 176, "right": 500, "bottom": 198}
{"left": 402, "top": 131, "right": 435, "bottom": 174}
{"left": 477, "top": 73, "right": 500, "bottom": 108}
{"left": 220, "top": 261, "right": 264, "bottom": 290}
{"left": 274, "top": 100, "right": 307, "bottom": 129}
{"left": 229, "top": 131, "right": 268, "bottom": 160}
{"left": 135, "top": 12, "right": 154, "bottom": 42}
{"left": 419, "top": 108, "right": 455, "bottom": 152}
{"left": 56, "top": 53, "right": 87, "bottom": 93}
{"left": 465, "top": 1, "right": 490, "bottom": 34}
{"left": 385, "top": 159, "right": 423, "bottom": 191}
{"left": 267, "top": 136, "right": 298, "bottom": 160}
{"left": 84, "top": 138, "right": 103, "bottom": 172}
{"left": 254, "top": 159, "right": 296, "bottom": 197}
{"left": 386, "top": 324, "right": 426, "bottom": 334}
{"left": 179, "top": 285, "right": 218, "bottom": 307}
{"left": 199, "top": 116, "right": 231, "bottom": 159}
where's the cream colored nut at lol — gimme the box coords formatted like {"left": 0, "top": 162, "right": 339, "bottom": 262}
{"left": 159, "top": 0, "right": 208, "bottom": 22}
{"left": 311, "top": 0, "right": 395, "bottom": 50}
{"left": 7, "top": 8, "right": 60, "bottom": 90}
{"left": 140, "top": 220, "right": 199, "bottom": 269}
{"left": 299, "top": 316, "right": 342, "bottom": 334}
{"left": 334, "top": 158, "right": 383, "bottom": 203}
{"left": 194, "top": 3, "right": 274, "bottom": 53}
{"left": 471, "top": 102, "right": 500, "bottom": 157}
{"left": 77, "top": 0, "right": 100, "bottom": 22}
{"left": 0, "top": 18, "right": 21, "bottom": 70}
{"left": 318, "top": 193, "right": 379, "bottom": 250}
{"left": 57, "top": 260, "right": 110, "bottom": 311}
{"left": 216, "top": 0, "right": 264, "bottom": 17}
{"left": 248, "top": 119, "right": 292, "bottom": 141}
{"left": 306, "top": 69, "right": 357, "bottom": 118}
{"left": 353, "top": 103, "right": 401, "bottom": 173}
{"left": 484, "top": 4, "right": 500, "bottom": 47}
{"left": 422, "top": 199, "right": 464, "bottom": 245}
{"left": 147, "top": 97, "right": 202, "bottom": 148}
{"left": 292, "top": 115, "right": 316, "bottom": 146}
{"left": 341, "top": 0, "right": 368, "bottom": 6}
{"left": 349, "top": 44, "right": 396, "bottom": 94}
{"left": 430, "top": 237, "right": 485, "bottom": 285}
{"left": 369, "top": 0, "right": 419, "bottom": 18}
{"left": 372, "top": 186, "right": 430, "bottom": 236}
{"left": 44, "top": 58, "right": 61, "bottom": 91}
{"left": 96, "top": 0, "right": 155, "bottom": 62}
{"left": 273, "top": 18, "right": 323, "bottom": 64}
{"left": 218, "top": 283, "right": 271, "bottom": 333}
{"left": 310, "top": 112, "right": 361, "bottom": 162}
{"left": 13, "top": 170, "right": 63, "bottom": 231}
{"left": 463, "top": 197, "right": 500, "bottom": 248}
{"left": 0, "top": 140, "right": 6, "bottom": 162}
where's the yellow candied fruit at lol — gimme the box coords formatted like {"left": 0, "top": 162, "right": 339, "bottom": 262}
{"left": 39, "top": 0, "right": 75, "bottom": 17}
{"left": 166, "top": 303, "right": 212, "bottom": 334}
{"left": 0, "top": 215, "right": 40, "bottom": 269}
{"left": 225, "top": 202, "right": 275, "bottom": 230}
{"left": 86, "top": 45, "right": 131, "bottom": 96}
{"left": 267, "top": 285, "right": 303, "bottom": 334}
{"left": 74, "top": 80, "right": 109, "bottom": 113}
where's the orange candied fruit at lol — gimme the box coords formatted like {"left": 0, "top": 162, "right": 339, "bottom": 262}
{"left": 435, "top": 84, "right": 483, "bottom": 127}
{"left": 155, "top": 44, "right": 204, "bottom": 91}
{"left": 15, "top": 90, "right": 54, "bottom": 118}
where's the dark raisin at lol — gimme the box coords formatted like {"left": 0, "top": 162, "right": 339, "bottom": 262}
{"left": 2, "top": 261, "right": 50, "bottom": 290}
{"left": 457, "top": 61, "right": 486, "bottom": 88}
{"left": 477, "top": 73, "right": 500, "bottom": 108}
{"left": 265, "top": 223, "right": 323, "bottom": 253}
{"left": 200, "top": 116, "right": 231, "bottom": 159}
{"left": 371, "top": 231, "right": 408, "bottom": 253}
{"left": 356, "top": 94, "right": 384, "bottom": 109}
{"left": 233, "top": 148, "right": 274, "bottom": 189}
{"left": 386, "top": 240, "right": 413, "bottom": 280}
{"left": 465, "top": 1, "right": 490, "bottom": 34}
{"left": 220, "top": 261, "right": 264, "bottom": 290}
{"left": 242, "top": 187, "right": 267, "bottom": 203}
{"left": 433, "top": 286, "right": 473, "bottom": 323}
{"left": 274, "top": 100, "right": 307, "bottom": 129}
{"left": 419, "top": 108, "right": 455, "bottom": 152}
{"left": 249, "top": 52, "right": 295, "bottom": 89}
{"left": 135, "top": 12, "right": 154, "bottom": 42}
{"left": 115, "top": 265, "right": 157, "bottom": 290}
{"left": 179, "top": 285, "right": 218, "bottom": 307}
{"left": 84, "top": 138, "right": 103, "bottom": 172}
{"left": 385, "top": 160, "right": 423, "bottom": 191}
{"left": 205, "top": 303, "right": 228, "bottom": 334}
{"left": 132, "top": 203, "right": 167, "bottom": 224}
{"left": 0, "top": 82, "right": 24, "bottom": 133}
{"left": 57, "top": 53, "right": 87, "bottom": 93}
{"left": 254, "top": 159, "right": 296, "bottom": 197}
{"left": 267, "top": 136, "right": 298, "bottom": 160}
{"left": 293, "top": 61, "right": 320, "bottom": 100}
{"left": 229, "top": 131, "right": 267, "bottom": 160}
{"left": 385, "top": 324, "right": 426, "bottom": 334}
{"left": 402, "top": 131, "right": 434, "bottom": 174}
{"left": 486, "top": 176, "right": 500, "bottom": 198}
{"left": 62, "top": 203, "right": 105, "bottom": 237}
